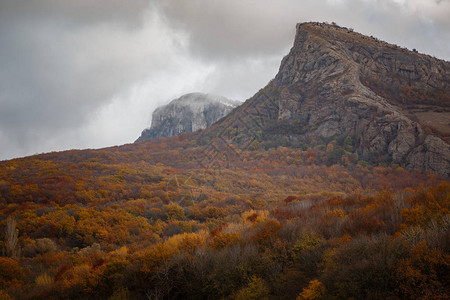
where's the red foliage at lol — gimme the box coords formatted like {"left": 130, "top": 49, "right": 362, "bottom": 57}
{"left": 54, "top": 264, "right": 73, "bottom": 282}
{"left": 92, "top": 258, "right": 106, "bottom": 269}
{"left": 210, "top": 223, "right": 229, "bottom": 237}
{"left": 246, "top": 213, "right": 259, "bottom": 223}
{"left": 284, "top": 196, "right": 298, "bottom": 204}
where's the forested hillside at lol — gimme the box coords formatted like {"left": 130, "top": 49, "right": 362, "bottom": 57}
{"left": 1, "top": 21, "right": 449, "bottom": 299}
{"left": 0, "top": 136, "right": 448, "bottom": 299}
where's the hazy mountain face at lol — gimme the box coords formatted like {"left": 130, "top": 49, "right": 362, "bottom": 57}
{"left": 136, "top": 93, "right": 241, "bottom": 142}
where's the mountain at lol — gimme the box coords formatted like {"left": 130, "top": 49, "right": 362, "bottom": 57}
{"left": 1, "top": 22, "right": 449, "bottom": 300}
{"left": 136, "top": 93, "right": 240, "bottom": 142}
{"left": 203, "top": 22, "right": 450, "bottom": 176}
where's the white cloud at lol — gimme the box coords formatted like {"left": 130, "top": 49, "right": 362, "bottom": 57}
{"left": 77, "top": 56, "right": 214, "bottom": 149}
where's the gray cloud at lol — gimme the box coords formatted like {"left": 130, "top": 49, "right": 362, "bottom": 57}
{"left": 157, "top": 0, "right": 450, "bottom": 61}
{"left": 0, "top": 2, "right": 186, "bottom": 158}
{"left": 0, "top": 0, "right": 149, "bottom": 27}
{"left": 0, "top": 0, "right": 449, "bottom": 160}
{"left": 158, "top": 1, "right": 299, "bottom": 60}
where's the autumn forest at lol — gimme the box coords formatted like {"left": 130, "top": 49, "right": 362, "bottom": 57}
{"left": 0, "top": 134, "right": 449, "bottom": 299}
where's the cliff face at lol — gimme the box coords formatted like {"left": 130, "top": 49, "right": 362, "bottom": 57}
{"left": 206, "top": 22, "right": 450, "bottom": 176}
{"left": 136, "top": 93, "right": 240, "bottom": 142}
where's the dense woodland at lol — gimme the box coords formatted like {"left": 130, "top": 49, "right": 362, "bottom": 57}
{"left": 0, "top": 135, "right": 449, "bottom": 299}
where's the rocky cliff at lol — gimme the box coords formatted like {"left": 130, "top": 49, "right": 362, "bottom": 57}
{"left": 136, "top": 93, "right": 240, "bottom": 142}
{"left": 205, "top": 22, "right": 450, "bottom": 176}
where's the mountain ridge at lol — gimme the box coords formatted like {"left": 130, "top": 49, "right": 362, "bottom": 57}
{"left": 200, "top": 22, "right": 449, "bottom": 175}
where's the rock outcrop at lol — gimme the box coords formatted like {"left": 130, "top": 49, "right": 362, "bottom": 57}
{"left": 204, "top": 22, "right": 450, "bottom": 176}
{"left": 136, "top": 93, "right": 240, "bottom": 142}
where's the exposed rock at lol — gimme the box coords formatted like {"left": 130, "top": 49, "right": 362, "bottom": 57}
{"left": 203, "top": 22, "right": 450, "bottom": 176}
{"left": 136, "top": 93, "right": 240, "bottom": 142}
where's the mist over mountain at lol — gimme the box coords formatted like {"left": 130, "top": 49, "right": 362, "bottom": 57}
{"left": 136, "top": 93, "right": 241, "bottom": 142}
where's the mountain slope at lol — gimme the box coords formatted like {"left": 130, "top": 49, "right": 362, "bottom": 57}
{"left": 0, "top": 22, "right": 449, "bottom": 300}
{"left": 136, "top": 93, "right": 240, "bottom": 142}
{"left": 204, "top": 22, "right": 450, "bottom": 176}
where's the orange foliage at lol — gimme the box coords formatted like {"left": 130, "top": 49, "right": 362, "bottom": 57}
{"left": 0, "top": 129, "right": 447, "bottom": 299}
{"left": 210, "top": 232, "right": 241, "bottom": 250}
{"left": 0, "top": 257, "right": 23, "bottom": 289}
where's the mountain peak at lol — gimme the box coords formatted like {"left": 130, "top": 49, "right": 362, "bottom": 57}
{"left": 136, "top": 93, "right": 240, "bottom": 142}
{"left": 202, "top": 23, "right": 450, "bottom": 175}
{"left": 171, "top": 93, "right": 240, "bottom": 108}
{"left": 296, "top": 22, "right": 421, "bottom": 52}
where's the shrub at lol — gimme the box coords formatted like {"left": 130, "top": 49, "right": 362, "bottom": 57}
{"left": 235, "top": 276, "right": 269, "bottom": 300}
{"left": 163, "top": 202, "right": 185, "bottom": 220}
{"left": 297, "top": 280, "right": 325, "bottom": 300}
{"left": 35, "top": 238, "right": 57, "bottom": 254}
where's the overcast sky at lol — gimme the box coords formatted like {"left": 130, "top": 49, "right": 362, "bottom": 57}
{"left": 0, "top": 0, "right": 449, "bottom": 160}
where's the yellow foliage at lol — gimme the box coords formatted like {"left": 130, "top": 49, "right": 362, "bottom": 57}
{"left": 235, "top": 276, "right": 269, "bottom": 300}
{"left": 35, "top": 273, "right": 53, "bottom": 286}
{"left": 242, "top": 209, "right": 269, "bottom": 226}
{"left": 141, "top": 243, "right": 176, "bottom": 274}
{"left": 165, "top": 232, "right": 206, "bottom": 252}
{"left": 111, "top": 246, "right": 128, "bottom": 258}
{"left": 178, "top": 232, "right": 206, "bottom": 252}
{"left": 321, "top": 248, "right": 337, "bottom": 273}
{"left": 163, "top": 202, "right": 185, "bottom": 220}
{"left": 10, "top": 185, "right": 23, "bottom": 197}
{"left": 210, "top": 232, "right": 241, "bottom": 250}
{"left": 297, "top": 280, "right": 325, "bottom": 300}
{"left": 326, "top": 209, "right": 345, "bottom": 218}
{"left": 291, "top": 232, "right": 323, "bottom": 259}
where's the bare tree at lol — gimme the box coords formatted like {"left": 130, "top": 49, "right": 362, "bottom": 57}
{"left": 3, "top": 216, "right": 19, "bottom": 257}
